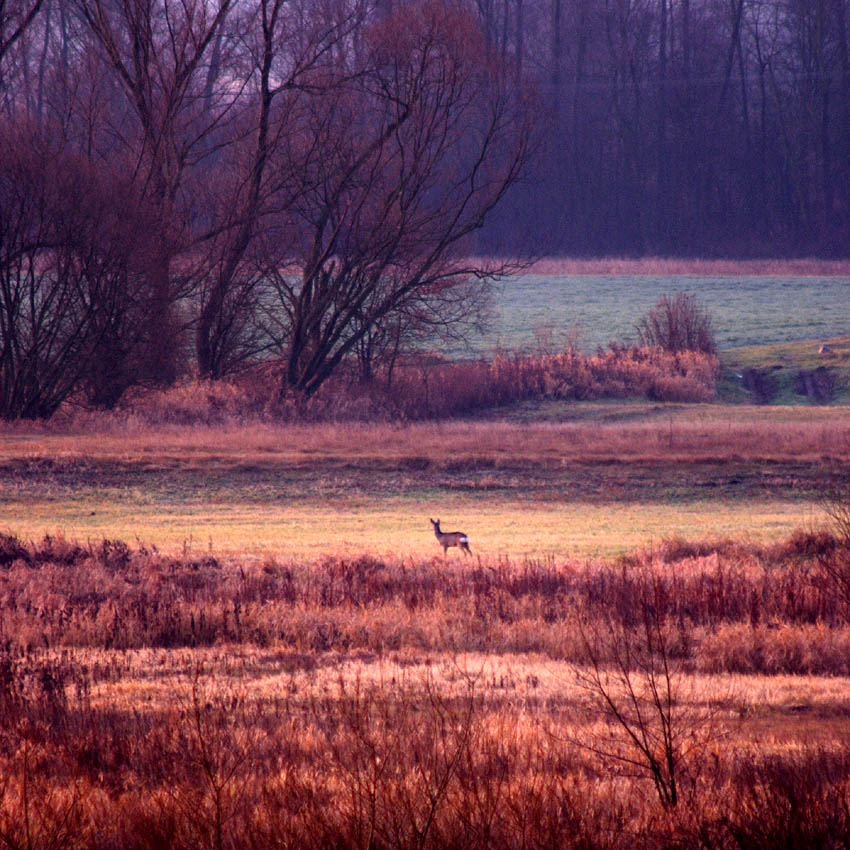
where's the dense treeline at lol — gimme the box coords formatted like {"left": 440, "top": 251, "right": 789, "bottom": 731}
{"left": 483, "top": 0, "right": 850, "bottom": 257}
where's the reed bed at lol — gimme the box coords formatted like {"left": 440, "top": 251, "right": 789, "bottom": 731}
{"left": 2, "top": 530, "right": 850, "bottom": 848}
{"left": 3, "top": 345, "right": 723, "bottom": 430}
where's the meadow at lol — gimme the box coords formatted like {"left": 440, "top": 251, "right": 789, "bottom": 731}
{"left": 2, "top": 521, "right": 850, "bottom": 848}
{"left": 2, "top": 397, "right": 850, "bottom": 847}
{"left": 2, "top": 267, "right": 850, "bottom": 847}
{"left": 1, "top": 404, "right": 847, "bottom": 559}
{"left": 479, "top": 272, "right": 850, "bottom": 354}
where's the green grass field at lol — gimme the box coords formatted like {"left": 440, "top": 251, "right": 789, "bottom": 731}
{"left": 719, "top": 336, "right": 850, "bottom": 403}
{"left": 482, "top": 275, "right": 850, "bottom": 354}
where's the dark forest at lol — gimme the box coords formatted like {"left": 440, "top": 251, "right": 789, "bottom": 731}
{"left": 480, "top": 0, "right": 850, "bottom": 257}
{"left": 1, "top": 0, "right": 848, "bottom": 417}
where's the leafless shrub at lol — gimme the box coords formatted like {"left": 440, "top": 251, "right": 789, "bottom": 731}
{"left": 93, "top": 344, "right": 718, "bottom": 426}
{"left": 817, "top": 473, "right": 850, "bottom": 613}
{"left": 710, "top": 749, "right": 850, "bottom": 850}
{"left": 0, "top": 742, "right": 86, "bottom": 850}
{"left": 822, "top": 475, "right": 850, "bottom": 545}
{"left": 636, "top": 292, "right": 717, "bottom": 355}
{"left": 570, "top": 567, "right": 720, "bottom": 808}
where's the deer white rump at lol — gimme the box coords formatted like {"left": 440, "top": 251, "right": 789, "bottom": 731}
{"left": 430, "top": 518, "right": 472, "bottom": 556}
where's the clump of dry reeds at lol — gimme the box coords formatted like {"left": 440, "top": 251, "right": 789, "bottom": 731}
{"left": 67, "top": 345, "right": 718, "bottom": 426}
{"left": 1, "top": 530, "right": 848, "bottom": 672}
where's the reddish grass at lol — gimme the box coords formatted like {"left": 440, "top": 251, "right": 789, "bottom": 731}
{"left": 524, "top": 256, "right": 850, "bottom": 277}
{"left": 1, "top": 531, "right": 847, "bottom": 666}
{"left": 2, "top": 530, "right": 850, "bottom": 848}
{"left": 50, "top": 345, "right": 719, "bottom": 426}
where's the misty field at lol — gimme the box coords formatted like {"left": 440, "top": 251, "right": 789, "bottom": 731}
{"left": 480, "top": 274, "right": 850, "bottom": 355}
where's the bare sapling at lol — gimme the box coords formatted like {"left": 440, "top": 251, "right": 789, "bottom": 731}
{"left": 818, "top": 470, "right": 850, "bottom": 612}
{"left": 568, "top": 566, "right": 720, "bottom": 809}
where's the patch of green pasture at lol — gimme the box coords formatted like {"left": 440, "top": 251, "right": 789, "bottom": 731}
{"left": 473, "top": 397, "right": 850, "bottom": 424}
{"left": 483, "top": 275, "right": 850, "bottom": 355}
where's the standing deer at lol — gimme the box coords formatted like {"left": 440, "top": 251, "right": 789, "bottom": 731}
{"left": 430, "top": 518, "right": 472, "bottom": 556}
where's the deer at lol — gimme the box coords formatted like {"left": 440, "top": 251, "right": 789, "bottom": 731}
{"left": 430, "top": 518, "right": 472, "bottom": 557}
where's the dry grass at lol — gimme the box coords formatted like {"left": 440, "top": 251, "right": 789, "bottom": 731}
{"left": 0, "top": 497, "right": 826, "bottom": 561}
{"left": 3, "top": 344, "right": 722, "bottom": 427}
{"left": 2, "top": 531, "right": 850, "bottom": 848}
{"left": 2, "top": 406, "right": 849, "bottom": 462}
{"left": 1, "top": 408, "right": 846, "bottom": 558}
{"left": 1, "top": 530, "right": 847, "bottom": 661}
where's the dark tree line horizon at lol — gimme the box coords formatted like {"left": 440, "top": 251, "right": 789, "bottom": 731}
{"left": 477, "top": 0, "right": 850, "bottom": 258}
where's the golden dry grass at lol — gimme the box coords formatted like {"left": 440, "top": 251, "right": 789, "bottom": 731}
{"left": 0, "top": 497, "right": 825, "bottom": 559}
{"left": 1, "top": 407, "right": 845, "bottom": 557}
{"left": 2, "top": 404, "right": 848, "bottom": 462}
{"left": 3, "top": 530, "right": 850, "bottom": 848}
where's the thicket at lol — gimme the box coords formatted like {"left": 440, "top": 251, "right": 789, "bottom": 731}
{"left": 92, "top": 345, "right": 719, "bottom": 426}
{"left": 0, "top": 0, "right": 534, "bottom": 420}
{"left": 636, "top": 293, "right": 717, "bottom": 356}
{"left": 2, "top": 658, "right": 850, "bottom": 850}
{"left": 0, "top": 528, "right": 846, "bottom": 671}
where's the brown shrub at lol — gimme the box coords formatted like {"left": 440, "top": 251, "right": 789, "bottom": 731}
{"left": 699, "top": 623, "right": 850, "bottom": 675}
{"left": 1, "top": 651, "right": 850, "bottom": 850}
{"left": 1, "top": 530, "right": 847, "bottom": 672}
{"left": 73, "top": 345, "right": 718, "bottom": 426}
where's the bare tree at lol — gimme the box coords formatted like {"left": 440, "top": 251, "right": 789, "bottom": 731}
{"left": 349, "top": 273, "right": 492, "bottom": 384}
{"left": 0, "top": 125, "right": 149, "bottom": 419}
{"left": 0, "top": 0, "right": 44, "bottom": 69}
{"left": 261, "top": 0, "right": 533, "bottom": 399}
{"left": 75, "top": 0, "right": 236, "bottom": 385}
{"left": 193, "top": 0, "right": 368, "bottom": 379}
{"left": 817, "top": 470, "right": 850, "bottom": 611}
{"left": 571, "top": 567, "right": 716, "bottom": 809}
